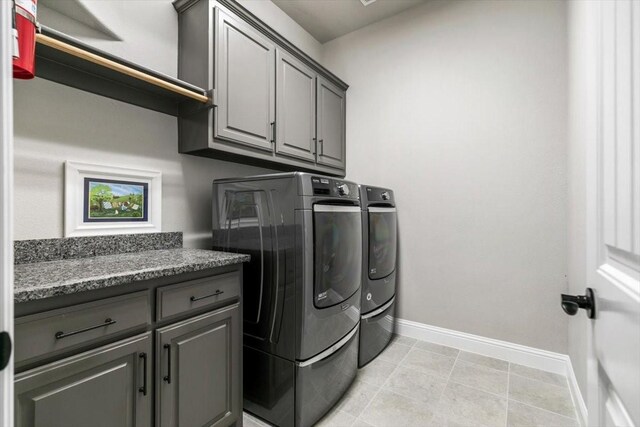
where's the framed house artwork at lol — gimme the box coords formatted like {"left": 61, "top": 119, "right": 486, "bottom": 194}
{"left": 64, "top": 161, "right": 162, "bottom": 237}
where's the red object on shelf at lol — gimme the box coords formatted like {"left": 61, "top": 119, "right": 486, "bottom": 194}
{"left": 12, "top": 0, "right": 38, "bottom": 80}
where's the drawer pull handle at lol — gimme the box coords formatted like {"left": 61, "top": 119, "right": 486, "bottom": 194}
{"left": 54, "top": 318, "right": 116, "bottom": 340}
{"left": 138, "top": 352, "right": 148, "bottom": 396}
{"left": 190, "top": 290, "right": 224, "bottom": 302}
{"left": 163, "top": 344, "right": 172, "bottom": 384}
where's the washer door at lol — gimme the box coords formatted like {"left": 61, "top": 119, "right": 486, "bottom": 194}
{"left": 313, "top": 204, "right": 362, "bottom": 309}
{"left": 368, "top": 207, "right": 397, "bottom": 280}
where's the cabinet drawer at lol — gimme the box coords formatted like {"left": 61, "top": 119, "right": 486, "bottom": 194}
{"left": 156, "top": 272, "right": 240, "bottom": 321}
{"left": 15, "top": 291, "right": 150, "bottom": 365}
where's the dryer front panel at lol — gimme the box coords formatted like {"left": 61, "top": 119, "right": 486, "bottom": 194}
{"left": 367, "top": 207, "right": 397, "bottom": 280}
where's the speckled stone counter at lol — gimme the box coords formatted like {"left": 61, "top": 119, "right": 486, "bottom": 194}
{"left": 14, "top": 232, "right": 183, "bottom": 264}
{"left": 14, "top": 249, "right": 250, "bottom": 303}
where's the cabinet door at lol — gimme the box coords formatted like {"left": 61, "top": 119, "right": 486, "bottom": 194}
{"left": 215, "top": 8, "right": 276, "bottom": 152}
{"left": 15, "top": 333, "right": 152, "bottom": 427}
{"left": 316, "top": 77, "right": 346, "bottom": 169}
{"left": 275, "top": 49, "right": 317, "bottom": 162}
{"left": 157, "top": 304, "right": 240, "bottom": 427}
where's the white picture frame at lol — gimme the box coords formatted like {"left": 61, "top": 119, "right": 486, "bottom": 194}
{"left": 64, "top": 161, "right": 162, "bottom": 237}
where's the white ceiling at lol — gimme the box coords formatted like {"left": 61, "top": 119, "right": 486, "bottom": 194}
{"left": 272, "top": 0, "right": 428, "bottom": 43}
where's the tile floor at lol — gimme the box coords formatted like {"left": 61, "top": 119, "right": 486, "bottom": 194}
{"left": 244, "top": 335, "right": 580, "bottom": 427}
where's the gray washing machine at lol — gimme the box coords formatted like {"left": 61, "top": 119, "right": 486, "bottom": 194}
{"left": 212, "top": 172, "right": 362, "bottom": 427}
{"left": 358, "top": 185, "right": 398, "bottom": 367}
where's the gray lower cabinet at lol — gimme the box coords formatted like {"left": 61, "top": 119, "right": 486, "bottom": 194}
{"left": 215, "top": 8, "right": 275, "bottom": 151}
{"left": 156, "top": 303, "right": 240, "bottom": 427}
{"left": 14, "top": 332, "right": 152, "bottom": 427}
{"left": 14, "top": 268, "right": 243, "bottom": 427}
{"left": 276, "top": 49, "right": 317, "bottom": 162}
{"left": 317, "top": 77, "right": 346, "bottom": 170}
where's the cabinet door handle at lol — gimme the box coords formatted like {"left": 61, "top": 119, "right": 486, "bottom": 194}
{"left": 270, "top": 121, "right": 275, "bottom": 143}
{"left": 138, "top": 352, "right": 147, "bottom": 396}
{"left": 319, "top": 139, "right": 324, "bottom": 156}
{"left": 190, "top": 290, "right": 224, "bottom": 302}
{"left": 163, "top": 343, "right": 172, "bottom": 384}
{"left": 0, "top": 331, "right": 11, "bottom": 372}
{"left": 54, "top": 318, "right": 116, "bottom": 340}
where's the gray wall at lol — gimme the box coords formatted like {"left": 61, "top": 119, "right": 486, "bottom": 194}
{"left": 566, "top": 0, "right": 591, "bottom": 401}
{"left": 323, "top": 0, "right": 569, "bottom": 353}
{"left": 38, "top": 0, "right": 181, "bottom": 76}
{"left": 13, "top": 0, "right": 320, "bottom": 247}
{"left": 38, "top": 0, "right": 323, "bottom": 76}
{"left": 13, "top": 78, "right": 270, "bottom": 247}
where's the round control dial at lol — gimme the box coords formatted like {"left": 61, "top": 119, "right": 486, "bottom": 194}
{"left": 337, "top": 184, "right": 350, "bottom": 196}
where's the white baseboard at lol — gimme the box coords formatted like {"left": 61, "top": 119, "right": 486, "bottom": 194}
{"left": 395, "top": 318, "right": 568, "bottom": 373}
{"left": 395, "top": 318, "right": 588, "bottom": 426}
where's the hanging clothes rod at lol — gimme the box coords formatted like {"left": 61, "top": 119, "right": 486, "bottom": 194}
{"left": 35, "top": 33, "right": 210, "bottom": 104}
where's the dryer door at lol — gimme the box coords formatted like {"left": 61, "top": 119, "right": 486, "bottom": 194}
{"left": 313, "top": 204, "right": 362, "bottom": 309}
{"left": 367, "top": 207, "right": 397, "bottom": 280}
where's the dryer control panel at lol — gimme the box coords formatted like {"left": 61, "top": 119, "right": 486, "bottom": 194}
{"left": 363, "top": 186, "right": 395, "bottom": 204}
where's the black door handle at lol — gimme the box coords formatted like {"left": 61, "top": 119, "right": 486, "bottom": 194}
{"left": 561, "top": 288, "right": 595, "bottom": 319}
{"left": 0, "top": 331, "right": 11, "bottom": 371}
{"left": 55, "top": 318, "right": 116, "bottom": 339}
{"left": 138, "top": 352, "right": 148, "bottom": 396}
{"left": 163, "top": 343, "right": 172, "bottom": 384}
{"left": 190, "top": 290, "right": 223, "bottom": 302}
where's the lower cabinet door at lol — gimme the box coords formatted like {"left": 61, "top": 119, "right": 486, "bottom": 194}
{"left": 14, "top": 332, "right": 152, "bottom": 427}
{"left": 156, "top": 303, "right": 240, "bottom": 427}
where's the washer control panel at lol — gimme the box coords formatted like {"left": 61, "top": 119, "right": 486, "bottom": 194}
{"left": 311, "top": 176, "right": 358, "bottom": 199}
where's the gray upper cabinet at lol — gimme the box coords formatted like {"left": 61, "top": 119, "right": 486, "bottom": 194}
{"left": 317, "top": 77, "right": 346, "bottom": 170}
{"left": 215, "top": 8, "right": 275, "bottom": 151}
{"left": 15, "top": 332, "right": 152, "bottom": 427}
{"left": 175, "top": 0, "right": 348, "bottom": 177}
{"left": 156, "top": 303, "right": 240, "bottom": 427}
{"left": 276, "top": 49, "right": 317, "bottom": 162}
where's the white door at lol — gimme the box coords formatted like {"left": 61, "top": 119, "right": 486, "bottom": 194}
{"left": 0, "top": 0, "right": 14, "bottom": 426}
{"left": 587, "top": 1, "right": 640, "bottom": 426}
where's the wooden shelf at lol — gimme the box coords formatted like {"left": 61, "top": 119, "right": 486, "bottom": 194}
{"left": 34, "top": 26, "right": 210, "bottom": 116}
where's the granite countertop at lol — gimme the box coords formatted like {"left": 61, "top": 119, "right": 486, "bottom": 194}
{"left": 14, "top": 249, "right": 250, "bottom": 303}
